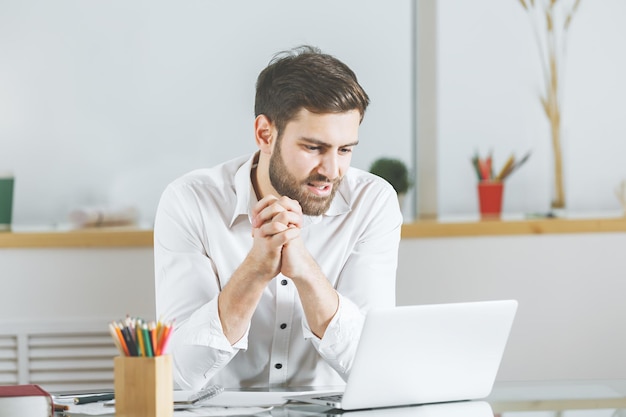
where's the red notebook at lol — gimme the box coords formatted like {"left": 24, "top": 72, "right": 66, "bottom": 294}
{"left": 0, "top": 384, "right": 53, "bottom": 417}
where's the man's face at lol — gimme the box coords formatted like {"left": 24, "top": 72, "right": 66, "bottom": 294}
{"left": 269, "top": 108, "right": 361, "bottom": 216}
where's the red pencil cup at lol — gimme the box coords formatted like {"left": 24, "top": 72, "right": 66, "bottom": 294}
{"left": 477, "top": 181, "right": 504, "bottom": 219}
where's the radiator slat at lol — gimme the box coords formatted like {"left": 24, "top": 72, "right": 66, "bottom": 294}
{"left": 0, "top": 319, "right": 116, "bottom": 390}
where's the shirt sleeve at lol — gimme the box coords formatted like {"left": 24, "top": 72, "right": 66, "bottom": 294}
{"left": 154, "top": 184, "right": 247, "bottom": 390}
{"left": 301, "top": 293, "right": 365, "bottom": 377}
{"left": 168, "top": 298, "right": 249, "bottom": 390}
{"left": 303, "top": 182, "right": 403, "bottom": 380}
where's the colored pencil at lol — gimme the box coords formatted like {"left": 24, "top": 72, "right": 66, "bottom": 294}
{"left": 108, "top": 316, "right": 174, "bottom": 356}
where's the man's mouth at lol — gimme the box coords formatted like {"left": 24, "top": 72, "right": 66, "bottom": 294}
{"left": 306, "top": 182, "right": 332, "bottom": 196}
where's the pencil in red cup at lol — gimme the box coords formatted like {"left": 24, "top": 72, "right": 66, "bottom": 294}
{"left": 478, "top": 158, "right": 490, "bottom": 180}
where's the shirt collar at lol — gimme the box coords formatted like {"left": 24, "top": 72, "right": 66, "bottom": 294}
{"left": 229, "top": 153, "right": 258, "bottom": 228}
{"left": 305, "top": 181, "right": 351, "bottom": 225}
{"left": 229, "top": 153, "right": 352, "bottom": 228}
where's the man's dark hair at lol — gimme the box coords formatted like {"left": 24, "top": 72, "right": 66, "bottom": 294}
{"left": 255, "top": 45, "right": 370, "bottom": 137}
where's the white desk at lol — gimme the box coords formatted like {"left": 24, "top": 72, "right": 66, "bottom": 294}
{"left": 56, "top": 380, "right": 626, "bottom": 416}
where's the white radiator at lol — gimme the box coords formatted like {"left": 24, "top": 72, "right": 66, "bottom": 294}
{"left": 0, "top": 318, "right": 118, "bottom": 392}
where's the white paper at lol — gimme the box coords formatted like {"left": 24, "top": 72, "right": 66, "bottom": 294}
{"left": 68, "top": 205, "right": 138, "bottom": 227}
{"left": 173, "top": 406, "right": 272, "bottom": 416}
{"left": 61, "top": 389, "right": 331, "bottom": 415}
{"left": 63, "top": 402, "right": 115, "bottom": 415}
{"left": 174, "top": 390, "right": 288, "bottom": 407}
{"left": 59, "top": 403, "right": 271, "bottom": 416}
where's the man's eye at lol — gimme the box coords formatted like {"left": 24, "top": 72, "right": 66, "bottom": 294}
{"left": 339, "top": 148, "right": 353, "bottom": 154}
{"left": 305, "top": 145, "right": 321, "bottom": 151}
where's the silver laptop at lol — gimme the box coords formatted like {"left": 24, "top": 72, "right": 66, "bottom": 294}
{"left": 287, "top": 300, "right": 517, "bottom": 410}
{"left": 285, "top": 400, "right": 494, "bottom": 417}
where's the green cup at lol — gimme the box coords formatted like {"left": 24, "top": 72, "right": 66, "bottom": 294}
{"left": 0, "top": 173, "right": 14, "bottom": 231}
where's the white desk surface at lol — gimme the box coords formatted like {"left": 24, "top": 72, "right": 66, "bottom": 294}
{"left": 57, "top": 380, "right": 626, "bottom": 416}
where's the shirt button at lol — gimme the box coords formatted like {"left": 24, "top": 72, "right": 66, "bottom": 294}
{"left": 275, "top": 363, "right": 283, "bottom": 369}
{"left": 281, "top": 279, "right": 288, "bottom": 286}
{"left": 280, "top": 323, "right": 287, "bottom": 330}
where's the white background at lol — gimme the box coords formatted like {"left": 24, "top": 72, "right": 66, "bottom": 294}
{"left": 0, "top": 0, "right": 413, "bottom": 226}
{"left": 3, "top": 1, "right": 623, "bottom": 224}
{"left": 2, "top": 0, "right": 626, "bottom": 383}
{"left": 5, "top": 233, "right": 626, "bottom": 382}
{"left": 438, "top": 0, "right": 626, "bottom": 216}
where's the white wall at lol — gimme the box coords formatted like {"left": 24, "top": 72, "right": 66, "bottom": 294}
{"left": 397, "top": 233, "right": 626, "bottom": 382}
{"left": 6, "top": 0, "right": 625, "bottom": 220}
{"left": 4, "top": 234, "right": 626, "bottom": 382}
{"left": 3, "top": 0, "right": 626, "bottom": 384}
{"left": 438, "top": 0, "right": 626, "bottom": 215}
{"left": 0, "top": 0, "right": 413, "bottom": 226}
{"left": 0, "top": 247, "right": 155, "bottom": 320}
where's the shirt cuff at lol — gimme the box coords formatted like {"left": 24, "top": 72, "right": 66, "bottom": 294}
{"left": 302, "top": 293, "right": 364, "bottom": 353}
{"left": 183, "top": 297, "right": 249, "bottom": 352}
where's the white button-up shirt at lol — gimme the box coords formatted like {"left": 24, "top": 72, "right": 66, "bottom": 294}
{"left": 154, "top": 153, "right": 402, "bottom": 390}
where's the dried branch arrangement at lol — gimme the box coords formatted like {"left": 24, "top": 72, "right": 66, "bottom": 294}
{"left": 516, "top": 0, "right": 581, "bottom": 209}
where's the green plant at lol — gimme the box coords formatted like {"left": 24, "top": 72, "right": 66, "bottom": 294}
{"left": 369, "top": 157, "right": 411, "bottom": 194}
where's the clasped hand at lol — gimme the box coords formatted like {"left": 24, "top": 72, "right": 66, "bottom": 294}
{"left": 250, "top": 195, "right": 312, "bottom": 281}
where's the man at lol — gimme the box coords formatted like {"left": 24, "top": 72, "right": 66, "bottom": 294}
{"left": 154, "top": 45, "right": 402, "bottom": 390}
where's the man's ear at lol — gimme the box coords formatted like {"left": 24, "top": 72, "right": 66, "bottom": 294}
{"left": 254, "top": 115, "right": 275, "bottom": 153}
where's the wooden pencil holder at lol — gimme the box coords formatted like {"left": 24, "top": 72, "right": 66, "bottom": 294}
{"left": 114, "top": 355, "right": 173, "bottom": 417}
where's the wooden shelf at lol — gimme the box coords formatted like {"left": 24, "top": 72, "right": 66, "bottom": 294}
{"left": 2, "top": 216, "right": 626, "bottom": 248}
{"left": 0, "top": 227, "right": 153, "bottom": 248}
{"left": 402, "top": 216, "right": 626, "bottom": 238}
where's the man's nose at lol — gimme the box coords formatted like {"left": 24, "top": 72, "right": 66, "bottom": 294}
{"left": 318, "top": 153, "right": 339, "bottom": 180}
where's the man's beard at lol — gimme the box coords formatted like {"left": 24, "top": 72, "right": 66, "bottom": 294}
{"left": 269, "top": 142, "right": 342, "bottom": 216}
